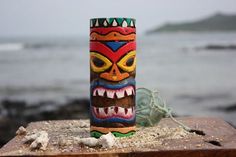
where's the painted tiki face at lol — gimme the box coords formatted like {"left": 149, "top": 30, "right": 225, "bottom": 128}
{"left": 90, "top": 18, "right": 136, "bottom": 138}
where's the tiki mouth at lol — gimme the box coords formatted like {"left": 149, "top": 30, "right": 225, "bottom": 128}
{"left": 92, "top": 106, "right": 135, "bottom": 119}
{"left": 92, "top": 85, "right": 135, "bottom": 99}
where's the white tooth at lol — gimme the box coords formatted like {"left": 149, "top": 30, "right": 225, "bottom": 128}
{"left": 93, "top": 89, "right": 98, "bottom": 96}
{"left": 108, "top": 106, "right": 113, "bottom": 116}
{"left": 118, "top": 107, "right": 125, "bottom": 116}
{"left": 103, "top": 20, "right": 108, "bottom": 27}
{"left": 112, "top": 19, "right": 117, "bottom": 26}
{"left": 106, "top": 90, "right": 115, "bottom": 98}
{"left": 130, "top": 20, "right": 134, "bottom": 27}
{"left": 95, "top": 19, "right": 99, "bottom": 27}
{"left": 90, "top": 20, "right": 93, "bottom": 27}
{"left": 126, "top": 87, "right": 132, "bottom": 96}
{"left": 98, "top": 88, "right": 105, "bottom": 96}
{"left": 132, "top": 107, "right": 135, "bottom": 114}
{"left": 122, "top": 20, "right": 128, "bottom": 27}
{"left": 127, "top": 108, "right": 132, "bottom": 116}
{"left": 132, "top": 87, "right": 135, "bottom": 95}
{"left": 99, "top": 108, "right": 106, "bottom": 117}
{"left": 109, "top": 106, "right": 114, "bottom": 116}
{"left": 116, "top": 90, "right": 125, "bottom": 98}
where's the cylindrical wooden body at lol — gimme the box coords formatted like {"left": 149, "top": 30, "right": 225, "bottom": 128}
{"left": 90, "top": 18, "right": 136, "bottom": 137}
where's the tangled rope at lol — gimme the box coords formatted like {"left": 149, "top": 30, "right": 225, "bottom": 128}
{"left": 136, "top": 88, "right": 191, "bottom": 131}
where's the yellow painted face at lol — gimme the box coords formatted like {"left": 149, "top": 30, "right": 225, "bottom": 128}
{"left": 90, "top": 51, "right": 136, "bottom": 81}
{"left": 117, "top": 51, "right": 136, "bottom": 72}
{"left": 90, "top": 52, "right": 112, "bottom": 73}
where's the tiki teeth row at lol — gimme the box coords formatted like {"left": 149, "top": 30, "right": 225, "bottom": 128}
{"left": 92, "top": 106, "right": 135, "bottom": 119}
{"left": 90, "top": 18, "right": 135, "bottom": 28}
{"left": 93, "top": 86, "right": 135, "bottom": 98}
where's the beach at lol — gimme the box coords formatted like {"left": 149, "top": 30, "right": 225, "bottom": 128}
{"left": 0, "top": 32, "right": 236, "bottom": 146}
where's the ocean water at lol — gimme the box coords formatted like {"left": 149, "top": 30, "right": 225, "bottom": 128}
{"left": 0, "top": 32, "right": 236, "bottom": 125}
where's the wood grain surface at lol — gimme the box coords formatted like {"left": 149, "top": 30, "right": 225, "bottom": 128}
{"left": 0, "top": 117, "right": 236, "bottom": 157}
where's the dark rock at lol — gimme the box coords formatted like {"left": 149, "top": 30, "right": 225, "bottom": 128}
{"left": 204, "top": 44, "right": 236, "bottom": 50}
{"left": 212, "top": 103, "right": 236, "bottom": 112}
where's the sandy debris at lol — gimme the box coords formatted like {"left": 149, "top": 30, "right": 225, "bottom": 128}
{"left": 58, "top": 138, "right": 73, "bottom": 147}
{"left": 54, "top": 120, "right": 194, "bottom": 151}
{"left": 14, "top": 120, "right": 198, "bottom": 153}
{"left": 16, "top": 126, "right": 27, "bottom": 135}
{"left": 23, "top": 131, "right": 49, "bottom": 150}
{"left": 114, "top": 126, "right": 190, "bottom": 149}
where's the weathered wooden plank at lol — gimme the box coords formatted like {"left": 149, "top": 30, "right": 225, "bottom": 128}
{"left": 0, "top": 117, "right": 236, "bottom": 156}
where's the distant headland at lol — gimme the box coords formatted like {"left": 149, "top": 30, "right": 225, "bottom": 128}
{"left": 146, "top": 13, "right": 236, "bottom": 34}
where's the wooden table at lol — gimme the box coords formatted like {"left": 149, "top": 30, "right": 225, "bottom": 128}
{"left": 0, "top": 117, "right": 236, "bottom": 156}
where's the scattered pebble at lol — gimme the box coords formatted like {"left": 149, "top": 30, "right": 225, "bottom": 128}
{"left": 18, "top": 150, "right": 23, "bottom": 154}
{"left": 98, "top": 132, "right": 115, "bottom": 148}
{"left": 77, "top": 137, "right": 99, "bottom": 147}
{"left": 16, "top": 126, "right": 27, "bottom": 135}
{"left": 23, "top": 131, "right": 49, "bottom": 150}
{"left": 78, "top": 121, "right": 90, "bottom": 128}
{"left": 75, "top": 132, "right": 115, "bottom": 148}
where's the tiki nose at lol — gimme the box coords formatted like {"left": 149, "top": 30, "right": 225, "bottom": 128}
{"left": 100, "top": 64, "right": 129, "bottom": 81}
{"left": 110, "top": 64, "right": 119, "bottom": 80}
{"left": 112, "top": 68, "right": 116, "bottom": 75}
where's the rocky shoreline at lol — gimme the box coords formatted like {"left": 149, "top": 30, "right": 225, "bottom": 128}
{"left": 0, "top": 98, "right": 90, "bottom": 147}
{"left": 198, "top": 44, "right": 236, "bottom": 50}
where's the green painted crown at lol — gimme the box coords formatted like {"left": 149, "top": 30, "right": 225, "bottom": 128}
{"left": 90, "top": 18, "right": 136, "bottom": 28}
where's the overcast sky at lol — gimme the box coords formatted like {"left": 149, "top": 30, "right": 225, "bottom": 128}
{"left": 0, "top": 0, "right": 236, "bottom": 37}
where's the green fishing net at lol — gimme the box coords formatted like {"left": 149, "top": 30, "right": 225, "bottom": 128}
{"left": 136, "top": 88, "right": 190, "bottom": 131}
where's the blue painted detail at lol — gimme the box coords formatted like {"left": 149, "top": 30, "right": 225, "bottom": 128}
{"left": 90, "top": 78, "right": 135, "bottom": 91}
{"left": 91, "top": 115, "right": 136, "bottom": 124}
{"left": 104, "top": 42, "right": 127, "bottom": 52}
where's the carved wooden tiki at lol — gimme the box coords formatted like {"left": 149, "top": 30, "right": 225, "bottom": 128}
{"left": 90, "top": 18, "right": 136, "bottom": 137}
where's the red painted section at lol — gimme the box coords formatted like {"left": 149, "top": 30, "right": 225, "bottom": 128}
{"left": 90, "top": 27, "right": 136, "bottom": 35}
{"left": 90, "top": 41, "right": 136, "bottom": 62}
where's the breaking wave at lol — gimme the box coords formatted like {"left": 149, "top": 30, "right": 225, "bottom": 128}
{"left": 0, "top": 43, "right": 24, "bottom": 51}
{"left": 0, "top": 42, "right": 79, "bottom": 52}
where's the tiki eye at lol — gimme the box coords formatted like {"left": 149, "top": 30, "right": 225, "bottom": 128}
{"left": 117, "top": 51, "right": 136, "bottom": 72}
{"left": 92, "top": 57, "right": 105, "bottom": 67}
{"left": 126, "top": 57, "right": 134, "bottom": 66}
{"left": 90, "top": 52, "right": 112, "bottom": 73}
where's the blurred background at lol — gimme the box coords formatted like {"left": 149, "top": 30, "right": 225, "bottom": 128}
{"left": 0, "top": 0, "right": 236, "bottom": 147}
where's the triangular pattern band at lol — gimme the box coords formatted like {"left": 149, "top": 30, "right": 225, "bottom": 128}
{"left": 90, "top": 18, "right": 136, "bottom": 28}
